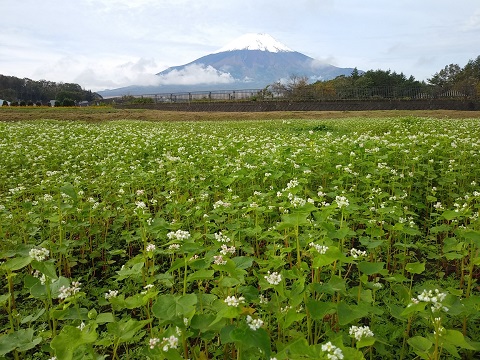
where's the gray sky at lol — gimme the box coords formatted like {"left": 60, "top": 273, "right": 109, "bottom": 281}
{"left": 2, "top": 0, "right": 479, "bottom": 91}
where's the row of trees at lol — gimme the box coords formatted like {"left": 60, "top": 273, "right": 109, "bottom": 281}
{"left": 428, "top": 56, "right": 480, "bottom": 89}
{"left": 0, "top": 75, "right": 102, "bottom": 105}
{"left": 268, "top": 56, "right": 480, "bottom": 101}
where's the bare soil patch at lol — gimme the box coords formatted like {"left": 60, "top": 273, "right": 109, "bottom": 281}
{"left": 1, "top": 107, "right": 479, "bottom": 122}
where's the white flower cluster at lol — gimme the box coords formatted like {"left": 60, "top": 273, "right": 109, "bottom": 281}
{"left": 213, "top": 255, "right": 227, "bottom": 265}
{"left": 264, "top": 271, "right": 282, "bottom": 285}
{"left": 335, "top": 195, "right": 349, "bottom": 208}
{"left": 149, "top": 335, "right": 179, "bottom": 351}
{"left": 104, "top": 290, "right": 119, "bottom": 299}
{"left": 58, "top": 281, "right": 81, "bottom": 300}
{"left": 288, "top": 193, "right": 306, "bottom": 208}
{"left": 32, "top": 270, "right": 46, "bottom": 285}
{"left": 29, "top": 247, "right": 49, "bottom": 261}
{"left": 220, "top": 244, "right": 236, "bottom": 255}
{"left": 321, "top": 341, "right": 344, "bottom": 360}
{"left": 350, "top": 248, "right": 367, "bottom": 259}
{"left": 432, "top": 317, "right": 446, "bottom": 336}
{"left": 433, "top": 202, "right": 444, "bottom": 210}
{"left": 309, "top": 242, "right": 328, "bottom": 254}
{"left": 282, "top": 178, "right": 299, "bottom": 192}
{"left": 161, "top": 335, "right": 179, "bottom": 351}
{"left": 349, "top": 325, "right": 374, "bottom": 341}
{"left": 135, "top": 201, "right": 147, "bottom": 211}
{"left": 214, "top": 231, "right": 231, "bottom": 243}
{"left": 246, "top": 315, "right": 264, "bottom": 330}
{"left": 213, "top": 200, "right": 231, "bottom": 209}
{"left": 149, "top": 337, "right": 160, "bottom": 349}
{"left": 411, "top": 289, "right": 448, "bottom": 312}
{"left": 167, "top": 230, "right": 191, "bottom": 241}
{"left": 224, "top": 295, "right": 245, "bottom": 307}
{"left": 168, "top": 243, "right": 180, "bottom": 251}
{"left": 146, "top": 243, "right": 156, "bottom": 252}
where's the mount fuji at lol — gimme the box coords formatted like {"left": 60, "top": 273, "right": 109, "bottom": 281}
{"left": 98, "top": 33, "right": 356, "bottom": 97}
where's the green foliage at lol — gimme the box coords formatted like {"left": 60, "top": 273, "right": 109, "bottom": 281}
{"left": 0, "top": 74, "right": 102, "bottom": 103}
{"left": 0, "top": 117, "right": 479, "bottom": 359}
{"left": 62, "top": 97, "right": 76, "bottom": 107}
{"left": 51, "top": 324, "right": 98, "bottom": 360}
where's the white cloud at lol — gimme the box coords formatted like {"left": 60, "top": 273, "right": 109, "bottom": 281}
{"left": 28, "top": 56, "right": 164, "bottom": 91}
{"left": 309, "top": 57, "right": 339, "bottom": 69}
{"left": 157, "top": 64, "right": 235, "bottom": 85}
{"left": 463, "top": 9, "right": 480, "bottom": 31}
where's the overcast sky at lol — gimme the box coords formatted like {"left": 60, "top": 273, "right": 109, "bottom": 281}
{"left": 2, "top": 0, "right": 479, "bottom": 91}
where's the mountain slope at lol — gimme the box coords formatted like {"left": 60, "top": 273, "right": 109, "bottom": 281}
{"left": 156, "top": 50, "right": 352, "bottom": 86}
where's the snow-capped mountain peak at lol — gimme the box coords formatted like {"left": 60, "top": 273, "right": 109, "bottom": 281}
{"left": 214, "top": 33, "right": 294, "bottom": 53}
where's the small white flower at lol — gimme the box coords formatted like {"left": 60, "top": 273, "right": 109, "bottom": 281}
{"left": 349, "top": 325, "right": 374, "bottom": 341}
{"left": 321, "top": 341, "right": 344, "bottom": 360}
{"left": 135, "top": 201, "right": 147, "bottom": 210}
{"left": 335, "top": 195, "right": 349, "bottom": 208}
{"left": 214, "top": 231, "right": 231, "bottom": 243}
{"left": 413, "top": 289, "right": 448, "bottom": 312}
{"left": 167, "top": 230, "right": 191, "bottom": 241}
{"left": 58, "top": 281, "right": 81, "bottom": 300}
{"left": 168, "top": 243, "right": 180, "bottom": 250}
{"left": 433, "top": 202, "right": 444, "bottom": 210}
{"left": 146, "top": 243, "right": 156, "bottom": 252}
{"left": 224, "top": 295, "right": 245, "bottom": 307}
{"left": 309, "top": 242, "right": 328, "bottom": 254}
{"left": 149, "top": 337, "right": 160, "bottom": 349}
{"left": 246, "top": 315, "right": 264, "bottom": 330}
{"left": 29, "top": 247, "right": 49, "bottom": 261}
{"left": 213, "top": 255, "right": 227, "bottom": 265}
{"left": 213, "top": 200, "right": 231, "bottom": 209}
{"left": 291, "top": 196, "right": 306, "bottom": 208}
{"left": 105, "top": 290, "right": 119, "bottom": 299}
{"left": 264, "top": 271, "right": 282, "bottom": 285}
{"left": 161, "top": 335, "right": 179, "bottom": 351}
{"left": 219, "top": 244, "right": 236, "bottom": 256}
{"left": 350, "top": 248, "right": 367, "bottom": 259}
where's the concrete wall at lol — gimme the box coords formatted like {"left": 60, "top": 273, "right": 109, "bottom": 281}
{"left": 118, "top": 99, "right": 480, "bottom": 112}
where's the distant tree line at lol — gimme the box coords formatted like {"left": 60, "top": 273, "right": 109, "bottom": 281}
{"left": 0, "top": 75, "right": 102, "bottom": 106}
{"left": 267, "top": 56, "right": 480, "bottom": 101}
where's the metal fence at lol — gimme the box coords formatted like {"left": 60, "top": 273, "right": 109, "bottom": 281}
{"left": 114, "top": 85, "right": 479, "bottom": 104}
